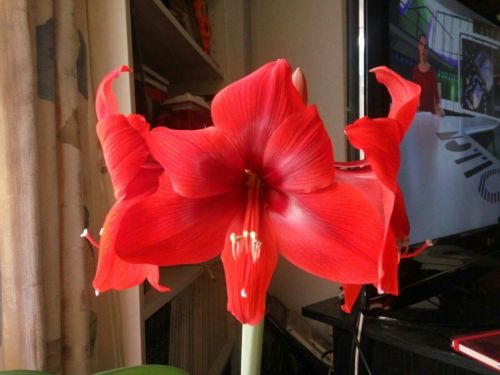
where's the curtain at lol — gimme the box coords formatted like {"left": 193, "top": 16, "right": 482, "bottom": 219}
{"left": 0, "top": 1, "right": 124, "bottom": 373}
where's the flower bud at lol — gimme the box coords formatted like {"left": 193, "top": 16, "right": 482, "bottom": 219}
{"left": 292, "top": 67, "right": 308, "bottom": 104}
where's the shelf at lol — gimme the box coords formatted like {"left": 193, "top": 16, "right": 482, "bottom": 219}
{"left": 133, "top": 0, "right": 224, "bottom": 83}
{"left": 143, "top": 264, "right": 204, "bottom": 319}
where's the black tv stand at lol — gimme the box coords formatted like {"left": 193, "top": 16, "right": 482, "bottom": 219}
{"left": 302, "top": 243, "right": 500, "bottom": 374}
{"left": 303, "top": 297, "right": 499, "bottom": 375}
{"left": 364, "top": 246, "right": 500, "bottom": 328}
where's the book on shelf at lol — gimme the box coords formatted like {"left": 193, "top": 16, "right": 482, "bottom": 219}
{"left": 142, "top": 65, "right": 170, "bottom": 103}
{"left": 451, "top": 329, "right": 500, "bottom": 372}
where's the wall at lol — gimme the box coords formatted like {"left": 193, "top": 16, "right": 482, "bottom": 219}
{"left": 248, "top": 0, "right": 347, "bottom": 159}
{"left": 248, "top": 0, "right": 346, "bottom": 335}
{"left": 86, "top": 0, "right": 144, "bottom": 369}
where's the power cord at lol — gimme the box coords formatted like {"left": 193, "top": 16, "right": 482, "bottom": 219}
{"left": 353, "top": 312, "right": 373, "bottom": 375}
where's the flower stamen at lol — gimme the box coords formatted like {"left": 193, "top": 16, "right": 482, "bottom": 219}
{"left": 81, "top": 228, "right": 100, "bottom": 249}
{"left": 400, "top": 239, "right": 433, "bottom": 259}
{"left": 250, "top": 231, "right": 262, "bottom": 263}
{"left": 81, "top": 228, "right": 101, "bottom": 296}
{"left": 229, "top": 172, "right": 265, "bottom": 299}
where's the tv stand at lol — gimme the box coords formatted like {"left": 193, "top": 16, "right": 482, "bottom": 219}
{"left": 302, "top": 297, "right": 499, "bottom": 375}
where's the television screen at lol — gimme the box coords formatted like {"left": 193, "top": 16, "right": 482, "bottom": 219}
{"left": 387, "top": 0, "right": 500, "bottom": 244}
{"left": 356, "top": 0, "right": 500, "bottom": 332}
{"left": 460, "top": 35, "right": 500, "bottom": 118}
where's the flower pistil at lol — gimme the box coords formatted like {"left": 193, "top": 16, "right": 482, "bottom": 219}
{"left": 230, "top": 171, "right": 264, "bottom": 298}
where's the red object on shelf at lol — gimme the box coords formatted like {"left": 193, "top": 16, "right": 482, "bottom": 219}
{"left": 451, "top": 329, "right": 500, "bottom": 371}
{"left": 193, "top": 0, "right": 212, "bottom": 54}
{"left": 145, "top": 83, "right": 167, "bottom": 102}
{"left": 155, "top": 93, "right": 212, "bottom": 130}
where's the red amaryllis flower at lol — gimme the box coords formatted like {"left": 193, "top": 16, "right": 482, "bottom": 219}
{"left": 103, "top": 60, "right": 417, "bottom": 325}
{"left": 86, "top": 65, "right": 169, "bottom": 294}
{"left": 335, "top": 66, "right": 422, "bottom": 311}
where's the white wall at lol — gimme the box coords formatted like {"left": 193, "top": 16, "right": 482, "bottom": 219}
{"left": 248, "top": 0, "right": 346, "bottom": 335}
{"left": 248, "top": 0, "right": 347, "bottom": 160}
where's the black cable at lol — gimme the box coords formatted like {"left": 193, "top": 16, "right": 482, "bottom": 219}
{"left": 348, "top": 332, "right": 356, "bottom": 375}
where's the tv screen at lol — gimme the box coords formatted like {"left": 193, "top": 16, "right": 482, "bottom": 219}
{"left": 355, "top": 0, "right": 500, "bottom": 331}
{"left": 387, "top": 0, "right": 500, "bottom": 244}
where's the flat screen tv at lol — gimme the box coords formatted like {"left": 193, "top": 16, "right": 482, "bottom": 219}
{"left": 387, "top": 0, "right": 500, "bottom": 245}
{"left": 361, "top": 0, "right": 500, "bottom": 246}
{"left": 358, "top": 0, "right": 500, "bottom": 327}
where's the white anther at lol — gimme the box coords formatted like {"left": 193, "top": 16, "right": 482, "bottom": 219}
{"left": 240, "top": 289, "right": 248, "bottom": 298}
{"left": 80, "top": 228, "right": 88, "bottom": 238}
{"left": 99, "top": 227, "right": 104, "bottom": 236}
{"left": 230, "top": 233, "right": 239, "bottom": 259}
{"left": 95, "top": 289, "right": 100, "bottom": 296}
{"left": 248, "top": 231, "right": 262, "bottom": 263}
{"left": 243, "top": 230, "right": 249, "bottom": 238}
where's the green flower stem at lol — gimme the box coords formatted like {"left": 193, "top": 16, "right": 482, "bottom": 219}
{"left": 241, "top": 320, "right": 264, "bottom": 375}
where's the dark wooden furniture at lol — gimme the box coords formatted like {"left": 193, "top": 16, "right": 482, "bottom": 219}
{"left": 303, "top": 297, "right": 499, "bottom": 375}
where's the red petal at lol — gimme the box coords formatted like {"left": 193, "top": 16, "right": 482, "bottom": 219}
{"left": 211, "top": 59, "right": 305, "bottom": 169}
{"left": 378, "top": 230, "right": 399, "bottom": 295}
{"left": 342, "top": 69, "right": 417, "bottom": 292}
{"left": 262, "top": 105, "right": 334, "bottom": 193}
{"left": 148, "top": 126, "right": 246, "bottom": 198}
{"left": 390, "top": 187, "right": 410, "bottom": 240}
{"left": 93, "top": 199, "right": 169, "bottom": 293}
{"left": 95, "top": 65, "right": 130, "bottom": 121}
{"left": 345, "top": 116, "right": 401, "bottom": 192}
{"left": 123, "top": 161, "right": 163, "bottom": 199}
{"left": 345, "top": 67, "right": 420, "bottom": 193}
{"left": 127, "top": 113, "right": 151, "bottom": 134}
{"left": 370, "top": 66, "right": 420, "bottom": 134}
{"left": 97, "top": 115, "right": 157, "bottom": 200}
{"left": 268, "top": 183, "right": 385, "bottom": 285}
{"left": 341, "top": 284, "right": 362, "bottom": 313}
{"left": 335, "top": 169, "right": 400, "bottom": 296}
{"left": 115, "top": 176, "right": 246, "bottom": 265}
{"left": 335, "top": 168, "right": 386, "bottom": 218}
{"left": 146, "top": 267, "right": 171, "bottom": 292}
{"left": 221, "top": 214, "right": 278, "bottom": 325}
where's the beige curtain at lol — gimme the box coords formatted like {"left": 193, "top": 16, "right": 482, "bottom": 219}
{"left": 0, "top": 1, "right": 124, "bottom": 373}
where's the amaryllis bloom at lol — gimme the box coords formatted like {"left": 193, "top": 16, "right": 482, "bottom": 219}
{"left": 336, "top": 66, "right": 422, "bottom": 311}
{"left": 85, "top": 65, "right": 169, "bottom": 294}
{"left": 98, "top": 59, "right": 418, "bottom": 325}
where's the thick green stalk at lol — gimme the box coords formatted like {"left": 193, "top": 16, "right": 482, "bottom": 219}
{"left": 240, "top": 320, "right": 264, "bottom": 375}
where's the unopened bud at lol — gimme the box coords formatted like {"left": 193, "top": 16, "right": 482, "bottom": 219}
{"left": 292, "top": 67, "right": 308, "bottom": 104}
